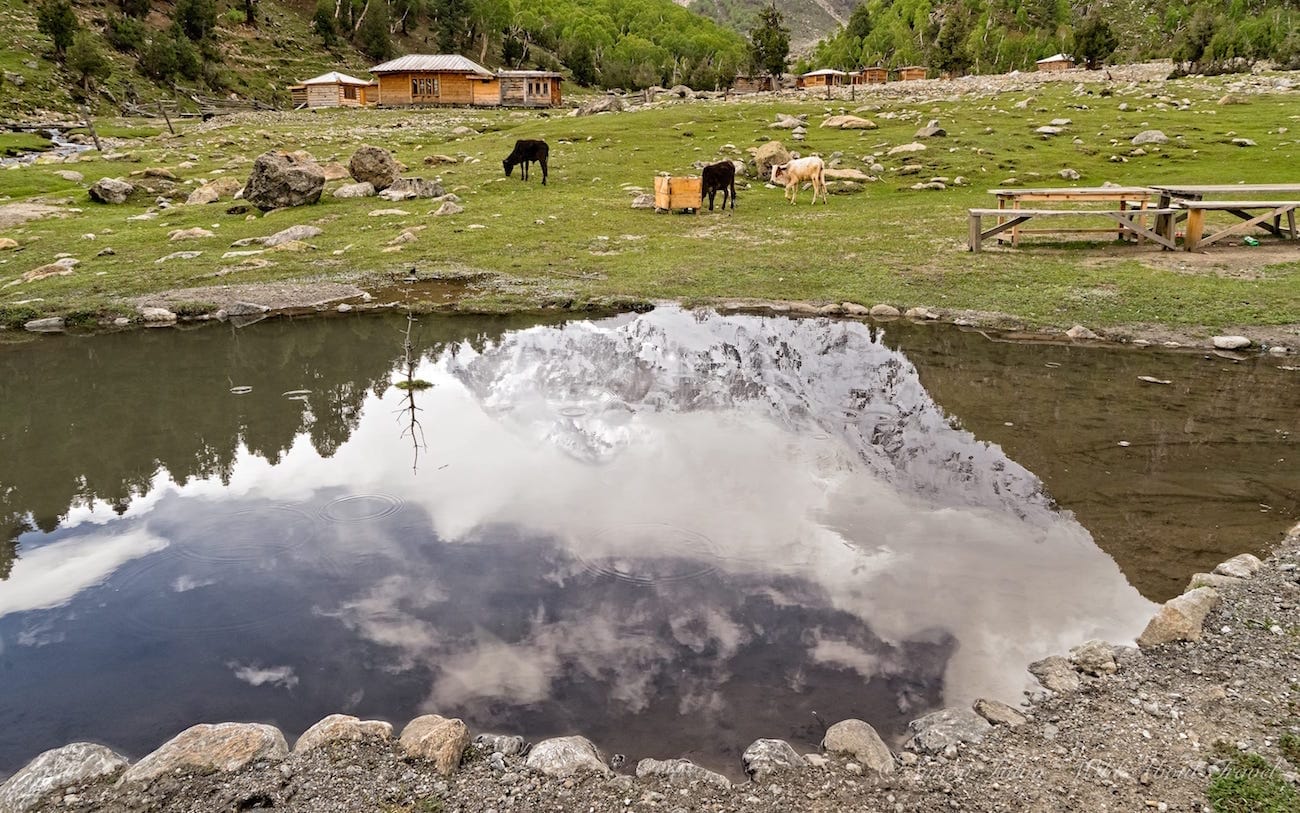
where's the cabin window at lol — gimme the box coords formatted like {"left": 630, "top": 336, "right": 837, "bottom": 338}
{"left": 343, "top": 86, "right": 357, "bottom": 100}
{"left": 411, "top": 76, "right": 439, "bottom": 98}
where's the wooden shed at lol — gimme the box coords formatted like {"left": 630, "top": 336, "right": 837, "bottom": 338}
{"left": 798, "top": 68, "right": 847, "bottom": 88}
{"left": 1036, "top": 53, "right": 1075, "bottom": 72}
{"left": 288, "top": 71, "right": 377, "bottom": 109}
{"left": 850, "top": 67, "right": 887, "bottom": 85}
{"left": 497, "top": 70, "right": 563, "bottom": 107}
{"left": 370, "top": 54, "right": 501, "bottom": 107}
{"left": 895, "top": 66, "right": 928, "bottom": 81}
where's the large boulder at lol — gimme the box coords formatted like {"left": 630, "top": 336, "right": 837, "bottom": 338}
{"left": 186, "top": 177, "right": 244, "bottom": 205}
{"left": 741, "top": 738, "right": 805, "bottom": 781}
{"left": 915, "top": 119, "right": 947, "bottom": 138}
{"left": 575, "top": 95, "right": 622, "bottom": 116}
{"left": 635, "top": 758, "right": 731, "bottom": 789}
{"left": 524, "top": 736, "right": 610, "bottom": 777}
{"left": 1137, "top": 587, "right": 1220, "bottom": 648}
{"left": 378, "top": 177, "right": 445, "bottom": 201}
{"left": 821, "top": 719, "right": 894, "bottom": 775}
{"left": 822, "top": 115, "right": 877, "bottom": 130}
{"left": 242, "top": 151, "right": 325, "bottom": 211}
{"left": 88, "top": 177, "right": 134, "bottom": 204}
{"left": 473, "top": 733, "right": 527, "bottom": 757}
{"left": 1028, "top": 655, "right": 1081, "bottom": 694}
{"left": 972, "top": 698, "right": 1028, "bottom": 728}
{"left": 261, "top": 224, "right": 322, "bottom": 247}
{"left": 905, "top": 708, "right": 991, "bottom": 754}
{"left": 0, "top": 743, "right": 128, "bottom": 813}
{"left": 399, "top": 715, "right": 470, "bottom": 776}
{"left": 1131, "top": 130, "right": 1169, "bottom": 146}
{"left": 348, "top": 145, "right": 401, "bottom": 191}
{"left": 119, "top": 723, "right": 288, "bottom": 784}
{"left": 1213, "top": 553, "right": 1263, "bottom": 578}
{"left": 294, "top": 714, "right": 393, "bottom": 754}
{"left": 333, "top": 182, "right": 375, "bottom": 199}
{"left": 753, "top": 141, "right": 791, "bottom": 179}
{"left": 1069, "top": 640, "right": 1119, "bottom": 676}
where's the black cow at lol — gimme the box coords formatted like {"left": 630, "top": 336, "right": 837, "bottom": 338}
{"left": 503, "top": 139, "right": 549, "bottom": 185}
{"left": 701, "top": 160, "right": 736, "bottom": 211}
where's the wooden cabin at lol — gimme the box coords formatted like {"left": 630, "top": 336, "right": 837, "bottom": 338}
{"left": 288, "top": 71, "right": 377, "bottom": 109}
{"left": 731, "top": 74, "right": 774, "bottom": 94}
{"left": 1036, "top": 53, "right": 1075, "bottom": 72}
{"left": 895, "top": 66, "right": 928, "bottom": 81}
{"left": 370, "top": 54, "right": 501, "bottom": 107}
{"left": 497, "top": 70, "right": 563, "bottom": 107}
{"left": 850, "top": 67, "right": 887, "bottom": 85}
{"left": 798, "top": 68, "right": 847, "bottom": 89}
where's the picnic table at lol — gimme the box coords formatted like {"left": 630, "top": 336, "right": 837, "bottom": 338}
{"left": 987, "top": 186, "right": 1161, "bottom": 247}
{"left": 1149, "top": 184, "right": 1300, "bottom": 250}
{"left": 970, "top": 186, "right": 1175, "bottom": 251}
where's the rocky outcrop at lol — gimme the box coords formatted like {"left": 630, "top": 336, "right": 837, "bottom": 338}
{"left": 1028, "top": 655, "right": 1082, "bottom": 694}
{"left": 915, "top": 119, "right": 946, "bottom": 138}
{"left": 294, "top": 715, "right": 393, "bottom": 754}
{"left": 635, "top": 758, "right": 731, "bottom": 789}
{"left": 378, "top": 177, "right": 445, "bottom": 201}
{"left": 398, "top": 715, "right": 470, "bottom": 776}
{"left": 186, "top": 177, "right": 244, "bottom": 205}
{"left": 333, "top": 182, "right": 375, "bottom": 199}
{"left": 1068, "top": 640, "right": 1119, "bottom": 676}
{"left": 243, "top": 151, "right": 325, "bottom": 211}
{"left": 119, "top": 723, "right": 288, "bottom": 784}
{"left": 753, "top": 141, "right": 790, "bottom": 179}
{"left": 972, "top": 699, "right": 1027, "bottom": 728}
{"left": 1131, "top": 129, "right": 1169, "bottom": 146}
{"left": 0, "top": 743, "right": 128, "bottom": 813}
{"left": 741, "top": 738, "right": 805, "bottom": 781}
{"left": 472, "top": 734, "right": 527, "bottom": 757}
{"left": 575, "top": 96, "right": 622, "bottom": 116}
{"left": 1137, "top": 587, "right": 1220, "bottom": 648}
{"left": 822, "top": 115, "right": 876, "bottom": 130}
{"left": 88, "top": 177, "right": 134, "bottom": 204}
{"left": 1214, "top": 553, "right": 1263, "bottom": 578}
{"left": 905, "top": 708, "right": 992, "bottom": 754}
{"left": 821, "top": 719, "right": 894, "bottom": 775}
{"left": 348, "top": 145, "right": 400, "bottom": 191}
{"left": 262, "top": 225, "right": 322, "bottom": 247}
{"left": 524, "top": 736, "right": 609, "bottom": 777}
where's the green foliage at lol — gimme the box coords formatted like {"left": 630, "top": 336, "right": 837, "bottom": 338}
{"left": 930, "top": 1, "right": 974, "bottom": 76}
{"left": 137, "top": 33, "right": 179, "bottom": 80}
{"left": 66, "top": 29, "right": 111, "bottom": 89}
{"left": 36, "top": 0, "right": 79, "bottom": 58}
{"left": 1072, "top": 10, "right": 1118, "bottom": 69}
{"left": 312, "top": 0, "right": 337, "bottom": 46}
{"left": 749, "top": 3, "right": 789, "bottom": 78}
{"left": 1281, "top": 733, "right": 1300, "bottom": 767}
{"left": 174, "top": 0, "right": 217, "bottom": 41}
{"left": 1207, "top": 753, "right": 1298, "bottom": 813}
{"left": 105, "top": 13, "right": 148, "bottom": 53}
{"left": 356, "top": 0, "right": 394, "bottom": 60}
{"left": 119, "top": 0, "right": 151, "bottom": 17}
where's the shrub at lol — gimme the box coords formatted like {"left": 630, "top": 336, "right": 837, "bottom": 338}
{"left": 105, "top": 14, "right": 147, "bottom": 53}
{"left": 66, "top": 30, "right": 112, "bottom": 90}
{"left": 37, "top": 0, "right": 79, "bottom": 58}
{"left": 119, "top": 0, "right": 151, "bottom": 18}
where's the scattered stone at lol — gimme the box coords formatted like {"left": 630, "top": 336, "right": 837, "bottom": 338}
{"left": 155, "top": 251, "right": 202, "bottom": 263}
{"left": 138, "top": 306, "right": 177, "bottom": 323}
{"left": 1231, "top": 138, "right": 1257, "bottom": 147}
{"left": 398, "top": 715, "right": 471, "bottom": 776}
{"left": 23, "top": 317, "right": 65, "bottom": 333}
{"left": 243, "top": 151, "right": 325, "bottom": 210}
{"left": 1213, "top": 553, "right": 1263, "bottom": 579}
{"left": 525, "top": 736, "right": 610, "bottom": 777}
{"left": 905, "top": 306, "right": 939, "bottom": 320}
{"left": 379, "top": 177, "right": 445, "bottom": 201}
{"left": 1137, "top": 587, "right": 1220, "bottom": 648}
{"left": 842, "top": 302, "right": 870, "bottom": 316}
{"left": 1212, "top": 335, "right": 1251, "bottom": 350}
{"left": 168, "top": 227, "right": 214, "bottom": 241}
{"left": 472, "top": 734, "right": 526, "bottom": 757}
{"left": 822, "top": 115, "right": 877, "bottom": 130}
{"left": 905, "top": 708, "right": 992, "bottom": 754}
{"left": 635, "top": 758, "right": 731, "bottom": 789}
{"left": 821, "top": 720, "right": 894, "bottom": 775}
{"left": 915, "top": 119, "right": 946, "bottom": 138}
{"left": 0, "top": 237, "right": 17, "bottom": 250}
{"left": 1029, "top": 655, "right": 1082, "bottom": 693}
{"left": 1132, "top": 130, "right": 1169, "bottom": 146}
{"left": 333, "top": 182, "right": 375, "bottom": 199}
{"left": 424, "top": 154, "right": 458, "bottom": 165}
{"left": 870, "top": 303, "right": 900, "bottom": 318}
{"left": 368, "top": 208, "right": 410, "bottom": 217}
{"left": 1035, "top": 126, "right": 1064, "bottom": 136}
{"left": 450, "top": 126, "right": 477, "bottom": 136}
{"left": 1069, "top": 640, "right": 1119, "bottom": 676}
{"left": 0, "top": 743, "right": 128, "bottom": 813}
{"left": 575, "top": 96, "right": 622, "bottom": 116}
{"left": 54, "top": 170, "right": 84, "bottom": 183}
{"left": 119, "top": 723, "right": 288, "bottom": 784}
{"left": 262, "top": 225, "right": 322, "bottom": 247}
{"left": 741, "top": 739, "right": 806, "bottom": 781}
{"left": 88, "top": 177, "right": 135, "bottom": 204}
{"left": 630, "top": 193, "right": 655, "bottom": 209}
{"left": 186, "top": 178, "right": 243, "bottom": 205}
{"left": 294, "top": 715, "right": 392, "bottom": 754}
{"left": 887, "top": 142, "right": 927, "bottom": 156}
{"left": 1218, "top": 94, "right": 1247, "bottom": 105}
{"left": 348, "top": 145, "right": 400, "bottom": 191}
{"left": 433, "top": 201, "right": 464, "bottom": 216}
{"left": 1066, "top": 324, "right": 1099, "bottom": 340}
{"left": 1185, "top": 572, "right": 1245, "bottom": 592}
{"left": 973, "top": 699, "right": 1028, "bottom": 728}
{"left": 823, "top": 168, "right": 870, "bottom": 181}
{"left": 1059, "top": 168, "right": 1081, "bottom": 181}
{"left": 388, "top": 230, "right": 418, "bottom": 246}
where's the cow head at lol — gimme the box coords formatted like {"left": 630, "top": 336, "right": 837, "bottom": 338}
{"left": 502, "top": 158, "right": 515, "bottom": 178}
{"left": 770, "top": 163, "right": 789, "bottom": 184}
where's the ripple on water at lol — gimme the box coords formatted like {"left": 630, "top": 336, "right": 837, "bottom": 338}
{"left": 575, "top": 523, "right": 721, "bottom": 586}
{"left": 557, "top": 405, "right": 589, "bottom": 418}
{"left": 319, "top": 494, "right": 404, "bottom": 523}
{"left": 172, "top": 504, "right": 318, "bottom": 564}
{"left": 114, "top": 556, "right": 280, "bottom": 636}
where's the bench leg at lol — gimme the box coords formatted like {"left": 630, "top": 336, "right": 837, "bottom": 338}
{"left": 1289, "top": 209, "right": 1297, "bottom": 239}
{"left": 1185, "top": 208, "right": 1205, "bottom": 252}
{"left": 968, "top": 213, "right": 982, "bottom": 252}
{"left": 1012, "top": 202, "right": 1021, "bottom": 248}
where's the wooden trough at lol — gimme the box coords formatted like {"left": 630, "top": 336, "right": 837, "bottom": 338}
{"left": 654, "top": 176, "right": 702, "bottom": 213}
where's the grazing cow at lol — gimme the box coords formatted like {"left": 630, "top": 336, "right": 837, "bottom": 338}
{"left": 770, "top": 156, "right": 828, "bottom": 205}
{"left": 503, "top": 139, "right": 549, "bottom": 185}
{"left": 701, "top": 160, "right": 737, "bottom": 211}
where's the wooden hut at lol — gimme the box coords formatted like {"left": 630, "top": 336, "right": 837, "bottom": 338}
{"left": 731, "top": 74, "right": 774, "bottom": 94}
{"left": 798, "top": 68, "right": 847, "bottom": 88}
{"left": 895, "top": 66, "right": 928, "bottom": 81}
{"left": 497, "top": 70, "right": 563, "bottom": 107}
{"left": 370, "top": 55, "right": 501, "bottom": 107}
{"left": 850, "top": 67, "right": 887, "bottom": 85}
{"left": 288, "top": 71, "right": 377, "bottom": 109}
{"left": 1036, "top": 53, "right": 1075, "bottom": 72}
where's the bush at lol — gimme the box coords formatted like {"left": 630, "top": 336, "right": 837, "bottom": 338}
{"left": 37, "top": 0, "right": 79, "bottom": 58}
{"left": 174, "top": 0, "right": 217, "bottom": 41}
{"left": 120, "top": 0, "right": 151, "bottom": 18}
{"left": 312, "top": 0, "right": 337, "bottom": 46}
{"left": 105, "top": 14, "right": 147, "bottom": 53}
{"left": 66, "top": 30, "right": 112, "bottom": 89}
{"left": 137, "top": 34, "right": 179, "bottom": 81}
{"left": 355, "top": 1, "right": 393, "bottom": 60}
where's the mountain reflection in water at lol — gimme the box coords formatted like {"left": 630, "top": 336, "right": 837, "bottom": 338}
{"left": 4, "top": 306, "right": 1268, "bottom": 778}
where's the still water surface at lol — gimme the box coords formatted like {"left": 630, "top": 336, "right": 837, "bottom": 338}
{"left": 1, "top": 308, "right": 1296, "bottom": 776}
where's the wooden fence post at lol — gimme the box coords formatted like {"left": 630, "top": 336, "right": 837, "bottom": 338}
{"left": 158, "top": 101, "right": 175, "bottom": 135}
{"left": 80, "top": 105, "right": 102, "bottom": 152}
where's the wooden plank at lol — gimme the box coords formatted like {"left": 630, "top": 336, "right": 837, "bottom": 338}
{"left": 1102, "top": 212, "right": 1178, "bottom": 251}
{"left": 1185, "top": 207, "right": 1206, "bottom": 251}
{"left": 1191, "top": 204, "right": 1295, "bottom": 250}
{"left": 968, "top": 208, "right": 1176, "bottom": 216}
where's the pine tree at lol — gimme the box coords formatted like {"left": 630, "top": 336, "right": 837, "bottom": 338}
{"left": 66, "top": 30, "right": 112, "bottom": 91}
{"left": 1072, "top": 11, "right": 1118, "bottom": 70}
{"left": 312, "top": 0, "right": 337, "bottom": 46}
{"left": 749, "top": 3, "right": 789, "bottom": 80}
{"left": 174, "top": 0, "right": 217, "bottom": 41}
{"left": 37, "top": 0, "right": 79, "bottom": 59}
{"left": 356, "top": 1, "right": 394, "bottom": 60}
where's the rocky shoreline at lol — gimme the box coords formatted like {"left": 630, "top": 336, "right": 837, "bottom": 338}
{"left": 3, "top": 522, "right": 1298, "bottom": 813}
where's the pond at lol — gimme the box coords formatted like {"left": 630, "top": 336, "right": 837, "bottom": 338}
{"left": 1, "top": 307, "right": 1296, "bottom": 778}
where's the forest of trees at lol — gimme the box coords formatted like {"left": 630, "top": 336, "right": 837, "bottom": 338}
{"left": 802, "top": 0, "right": 1300, "bottom": 77}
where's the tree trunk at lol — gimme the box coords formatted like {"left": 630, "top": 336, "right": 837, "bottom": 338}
{"left": 244, "top": 0, "right": 256, "bottom": 26}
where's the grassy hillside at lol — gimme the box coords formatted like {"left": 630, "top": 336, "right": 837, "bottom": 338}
{"left": 688, "top": 0, "right": 856, "bottom": 52}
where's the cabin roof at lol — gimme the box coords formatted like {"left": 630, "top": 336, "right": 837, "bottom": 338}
{"left": 1036, "top": 53, "right": 1074, "bottom": 63}
{"left": 801, "top": 68, "right": 847, "bottom": 77}
{"left": 299, "top": 71, "right": 374, "bottom": 86}
{"left": 369, "top": 54, "right": 494, "bottom": 75}
{"left": 896, "top": 65, "right": 927, "bottom": 71}
{"left": 497, "top": 70, "right": 563, "bottom": 79}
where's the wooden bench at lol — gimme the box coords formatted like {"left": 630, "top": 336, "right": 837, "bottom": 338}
{"left": 989, "top": 187, "right": 1158, "bottom": 246}
{"left": 968, "top": 208, "right": 1178, "bottom": 252}
{"left": 1179, "top": 201, "right": 1300, "bottom": 251}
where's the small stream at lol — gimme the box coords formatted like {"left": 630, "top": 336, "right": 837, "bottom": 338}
{"left": 0, "top": 308, "right": 1295, "bottom": 778}
{"left": 0, "top": 128, "right": 96, "bottom": 167}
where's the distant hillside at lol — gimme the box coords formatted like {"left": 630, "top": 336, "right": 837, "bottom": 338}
{"left": 686, "top": 0, "right": 856, "bottom": 52}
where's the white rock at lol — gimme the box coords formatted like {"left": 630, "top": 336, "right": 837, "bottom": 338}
{"left": 525, "top": 736, "right": 609, "bottom": 777}
{"left": 1211, "top": 335, "right": 1251, "bottom": 350}
{"left": 0, "top": 743, "right": 128, "bottom": 813}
